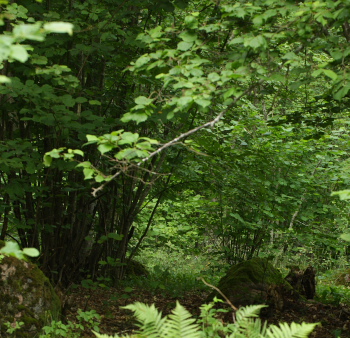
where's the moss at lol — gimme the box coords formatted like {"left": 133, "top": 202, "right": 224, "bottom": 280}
{"left": 208, "top": 258, "right": 293, "bottom": 308}
{"left": 0, "top": 256, "right": 61, "bottom": 337}
{"left": 125, "top": 260, "right": 149, "bottom": 277}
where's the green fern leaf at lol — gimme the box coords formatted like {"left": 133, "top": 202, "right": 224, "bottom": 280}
{"left": 235, "top": 305, "right": 267, "bottom": 322}
{"left": 266, "top": 321, "right": 318, "bottom": 338}
{"left": 123, "top": 302, "right": 167, "bottom": 338}
{"left": 165, "top": 301, "right": 201, "bottom": 338}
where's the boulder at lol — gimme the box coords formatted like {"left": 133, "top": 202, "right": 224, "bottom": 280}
{"left": 125, "top": 259, "right": 149, "bottom": 277}
{"left": 0, "top": 254, "right": 61, "bottom": 337}
{"left": 208, "top": 257, "right": 293, "bottom": 311}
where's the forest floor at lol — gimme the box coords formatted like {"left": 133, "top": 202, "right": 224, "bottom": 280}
{"left": 64, "top": 285, "right": 350, "bottom": 338}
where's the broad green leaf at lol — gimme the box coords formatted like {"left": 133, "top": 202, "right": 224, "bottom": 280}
{"left": 119, "top": 132, "right": 139, "bottom": 145}
{"left": 195, "top": 98, "right": 211, "bottom": 108}
{"left": 86, "top": 135, "right": 100, "bottom": 142}
{"left": 13, "top": 23, "right": 44, "bottom": 41}
{"left": 43, "top": 22, "right": 74, "bottom": 36}
{"left": 244, "top": 35, "right": 267, "bottom": 49}
{"left": 334, "top": 86, "right": 350, "bottom": 100}
{"left": 135, "top": 96, "right": 153, "bottom": 105}
{"left": 121, "top": 112, "right": 148, "bottom": 123}
{"left": 83, "top": 168, "right": 95, "bottom": 180}
{"left": 98, "top": 143, "right": 114, "bottom": 154}
{"left": 107, "top": 233, "right": 123, "bottom": 240}
{"left": 43, "top": 154, "right": 52, "bottom": 167}
{"left": 10, "top": 45, "right": 28, "bottom": 62}
{"left": 22, "top": 248, "right": 40, "bottom": 257}
{"left": 0, "top": 75, "right": 11, "bottom": 83}
{"left": 134, "top": 54, "right": 151, "bottom": 68}
{"left": 184, "top": 15, "right": 198, "bottom": 29}
{"left": 177, "top": 41, "right": 193, "bottom": 51}
{"left": 179, "top": 31, "right": 197, "bottom": 42}
{"left": 61, "top": 94, "right": 75, "bottom": 107}
{"left": 89, "top": 100, "right": 101, "bottom": 105}
{"left": 208, "top": 72, "right": 220, "bottom": 82}
{"left": 178, "top": 96, "right": 193, "bottom": 107}
{"left": 331, "top": 190, "right": 350, "bottom": 200}
{"left": 323, "top": 69, "right": 337, "bottom": 81}
{"left": 340, "top": 233, "right": 350, "bottom": 242}
{"left": 0, "top": 242, "right": 24, "bottom": 259}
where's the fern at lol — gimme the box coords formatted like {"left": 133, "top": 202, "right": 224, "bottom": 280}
{"left": 93, "top": 301, "right": 318, "bottom": 338}
{"left": 165, "top": 301, "right": 201, "bottom": 338}
{"left": 123, "top": 302, "right": 167, "bottom": 338}
{"left": 266, "top": 322, "right": 317, "bottom": 338}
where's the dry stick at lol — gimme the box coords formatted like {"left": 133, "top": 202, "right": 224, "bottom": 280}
{"left": 200, "top": 277, "right": 237, "bottom": 323}
{"left": 92, "top": 88, "right": 252, "bottom": 197}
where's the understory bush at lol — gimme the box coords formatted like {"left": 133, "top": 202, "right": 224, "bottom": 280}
{"left": 129, "top": 248, "right": 227, "bottom": 297}
{"left": 93, "top": 298, "right": 317, "bottom": 338}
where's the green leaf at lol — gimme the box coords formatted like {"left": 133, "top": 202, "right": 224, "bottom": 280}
{"left": 89, "top": 100, "right": 101, "bottom": 105}
{"left": 43, "top": 22, "right": 74, "bottom": 36}
{"left": 119, "top": 132, "right": 139, "bottom": 145}
{"left": 208, "top": 72, "right": 220, "bottom": 82}
{"left": 107, "top": 233, "right": 123, "bottom": 240}
{"left": 98, "top": 143, "right": 114, "bottom": 154}
{"left": 177, "top": 41, "right": 193, "bottom": 51}
{"left": 244, "top": 35, "right": 267, "bottom": 49}
{"left": 323, "top": 69, "right": 337, "bottom": 81}
{"left": 121, "top": 112, "right": 148, "bottom": 123}
{"left": 0, "top": 75, "right": 11, "bottom": 83}
{"left": 340, "top": 233, "right": 350, "bottom": 242}
{"left": 61, "top": 94, "right": 75, "bottom": 107}
{"left": 331, "top": 190, "right": 350, "bottom": 200}
{"left": 195, "top": 98, "right": 211, "bottom": 108}
{"left": 43, "top": 154, "right": 52, "bottom": 167}
{"left": 179, "top": 32, "right": 197, "bottom": 42}
{"left": 334, "top": 86, "right": 350, "bottom": 100}
{"left": 83, "top": 168, "right": 95, "bottom": 180}
{"left": 135, "top": 96, "right": 153, "bottom": 105}
{"left": 22, "top": 248, "right": 40, "bottom": 257}
{"left": 86, "top": 135, "right": 100, "bottom": 143}
{"left": 10, "top": 45, "right": 29, "bottom": 62}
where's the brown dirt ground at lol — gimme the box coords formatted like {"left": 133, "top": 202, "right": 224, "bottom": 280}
{"left": 62, "top": 286, "right": 350, "bottom": 338}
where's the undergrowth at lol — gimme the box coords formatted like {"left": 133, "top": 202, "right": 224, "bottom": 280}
{"left": 126, "top": 248, "right": 227, "bottom": 297}
{"left": 93, "top": 298, "right": 318, "bottom": 338}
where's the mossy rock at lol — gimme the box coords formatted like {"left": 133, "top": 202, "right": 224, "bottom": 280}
{"left": 125, "top": 260, "right": 149, "bottom": 277}
{"left": 0, "top": 256, "right": 61, "bottom": 337}
{"left": 208, "top": 257, "right": 293, "bottom": 310}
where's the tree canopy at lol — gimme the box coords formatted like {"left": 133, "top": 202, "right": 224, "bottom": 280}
{"left": 1, "top": 0, "right": 350, "bottom": 285}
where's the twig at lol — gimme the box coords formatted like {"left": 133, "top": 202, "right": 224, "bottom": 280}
{"left": 92, "top": 87, "right": 252, "bottom": 196}
{"left": 200, "top": 277, "right": 238, "bottom": 313}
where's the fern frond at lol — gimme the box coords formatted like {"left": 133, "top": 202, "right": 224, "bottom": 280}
{"left": 266, "top": 321, "right": 318, "bottom": 338}
{"left": 231, "top": 317, "right": 266, "bottom": 338}
{"left": 123, "top": 302, "right": 167, "bottom": 338}
{"left": 235, "top": 305, "right": 267, "bottom": 322}
{"left": 164, "top": 301, "right": 201, "bottom": 338}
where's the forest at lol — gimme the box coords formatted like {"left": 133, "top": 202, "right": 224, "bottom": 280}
{"left": 1, "top": 0, "right": 350, "bottom": 337}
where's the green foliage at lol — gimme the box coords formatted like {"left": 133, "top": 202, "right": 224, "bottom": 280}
{"left": 39, "top": 309, "right": 101, "bottom": 338}
{"left": 93, "top": 300, "right": 317, "bottom": 338}
{"left": 3, "top": 0, "right": 350, "bottom": 289}
{"left": 0, "top": 241, "right": 39, "bottom": 260}
{"left": 4, "top": 320, "right": 24, "bottom": 334}
{"left": 129, "top": 248, "right": 225, "bottom": 297}
{"left": 0, "top": 3, "right": 72, "bottom": 82}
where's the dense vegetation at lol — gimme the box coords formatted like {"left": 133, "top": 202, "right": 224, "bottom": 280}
{"left": 2, "top": 0, "right": 350, "bottom": 336}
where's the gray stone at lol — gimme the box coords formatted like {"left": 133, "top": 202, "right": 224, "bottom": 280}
{"left": 0, "top": 255, "right": 61, "bottom": 337}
